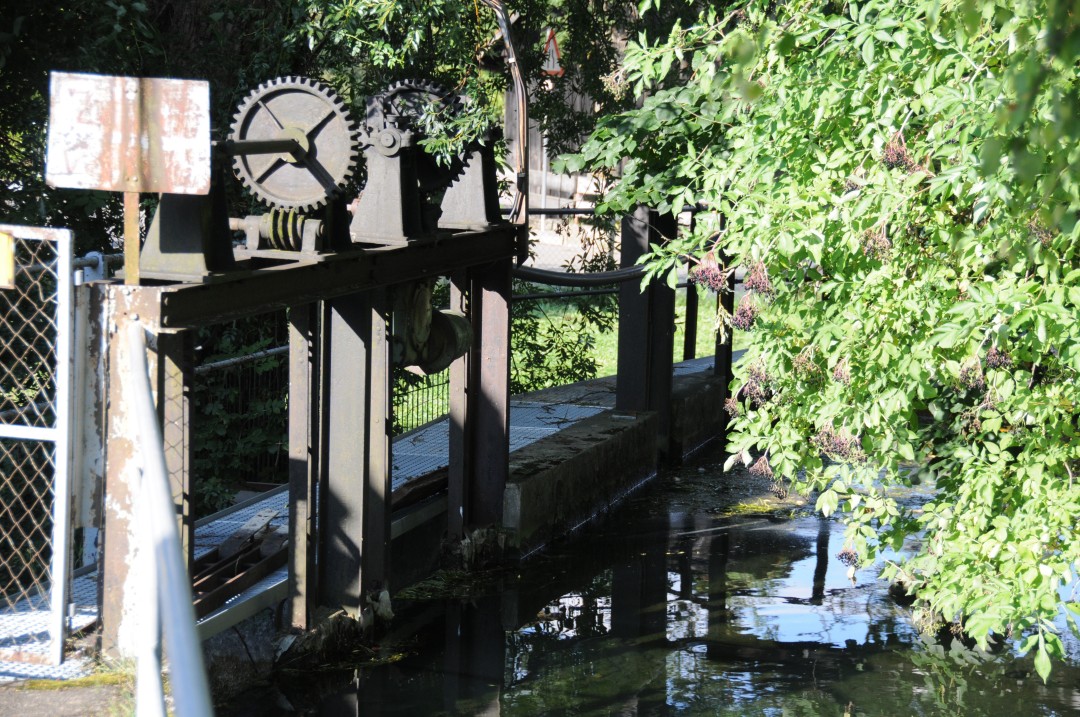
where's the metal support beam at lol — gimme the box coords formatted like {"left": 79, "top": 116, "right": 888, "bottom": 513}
{"left": 447, "top": 273, "right": 470, "bottom": 540}
{"left": 683, "top": 214, "right": 699, "bottom": 361}
{"left": 287, "top": 303, "right": 325, "bottom": 628}
{"left": 361, "top": 289, "right": 392, "bottom": 597}
{"left": 714, "top": 246, "right": 736, "bottom": 453}
{"left": 321, "top": 294, "right": 369, "bottom": 616}
{"left": 617, "top": 208, "right": 677, "bottom": 459}
{"left": 467, "top": 260, "right": 511, "bottom": 528}
{"left": 157, "top": 331, "right": 194, "bottom": 566}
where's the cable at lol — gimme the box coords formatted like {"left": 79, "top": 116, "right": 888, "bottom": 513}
{"left": 513, "top": 263, "right": 645, "bottom": 287}
{"left": 481, "top": 0, "right": 528, "bottom": 231}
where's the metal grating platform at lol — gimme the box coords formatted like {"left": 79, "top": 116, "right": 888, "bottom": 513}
{"left": 0, "top": 570, "right": 98, "bottom": 681}
{"left": 393, "top": 401, "right": 605, "bottom": 489}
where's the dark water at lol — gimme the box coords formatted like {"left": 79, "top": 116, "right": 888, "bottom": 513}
{"left": 228, "top": 469, "right": 1080, "bottom": 716}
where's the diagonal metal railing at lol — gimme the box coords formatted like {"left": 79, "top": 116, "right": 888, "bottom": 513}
{"left": 126, "top": 322, "right": 213, "bottom": 716}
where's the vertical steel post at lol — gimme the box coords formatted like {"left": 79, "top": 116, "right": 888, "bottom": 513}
{"left": 157, "top": 332, "right": 193, "bottom": 567}
{"left": 320, "top": 294, "right": 369, "bottom": 616}
{"left": 616, "top": 207, "right": 651, "bottom": 413}
{"left": 617, "top": 208, "right": 676, "bottom": 459}
{"left": 361, "top": 289, "right": 392, "bottom": 597}
{"left": 48, "top": 228, "right": 74, "bottom": 665}
{"left": 683, "top": 213, "right": 699, "bottom": 361}
{"left": 447, "top": 273, "right": 470, "bottom": 540}
{"left": 287, "top": 303, "right": 324, "bottom": 628}
{"left": 714, "top": 241, "right": 736, "bottom": 453}
{"left": 468, "top": 260, "right": 511, "bottom": 527}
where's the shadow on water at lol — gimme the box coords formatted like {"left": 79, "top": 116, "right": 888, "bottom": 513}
{"left": 225, "top": 460, "right": 1080, "bottom": 716}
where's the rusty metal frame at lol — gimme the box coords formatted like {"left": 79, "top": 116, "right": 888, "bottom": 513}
{"left": 98, "top": 227, "right": 517, "bottom": 650}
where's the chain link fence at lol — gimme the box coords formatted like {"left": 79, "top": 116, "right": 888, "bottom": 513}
{"left": 0, "top": 225, "right": 74, "bottom": 664}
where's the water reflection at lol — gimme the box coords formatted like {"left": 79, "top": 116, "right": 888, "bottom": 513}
{"left": 231, "top": 494, "right": 1080, "bottom": 716}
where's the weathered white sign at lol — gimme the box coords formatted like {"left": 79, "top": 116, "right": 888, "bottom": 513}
{"left": 45, "top": 72, "right": 211, "bottom": 195}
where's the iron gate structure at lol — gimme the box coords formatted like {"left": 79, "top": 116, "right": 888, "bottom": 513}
{"left": 0, "top": 224, "right": 74, "bottom": 665}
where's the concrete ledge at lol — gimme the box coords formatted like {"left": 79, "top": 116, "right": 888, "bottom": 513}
{"left": 503, "top": 410, "right": 658, "bottom": 556}
{"left": 670, "top": 370, "right": 728, "bottom": 459}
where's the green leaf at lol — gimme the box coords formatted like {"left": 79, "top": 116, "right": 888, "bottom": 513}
{"left": 1034, "top": 639, "right": 1052, "bottom": 683}
{"left": 816, "top": 489, "right": 839, "bottom": 517}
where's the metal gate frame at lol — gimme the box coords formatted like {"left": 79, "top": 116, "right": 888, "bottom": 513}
{"left": 0, "top": 224, "right": 74, "bottom": 665}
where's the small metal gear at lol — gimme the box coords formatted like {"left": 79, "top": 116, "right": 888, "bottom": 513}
{"left": 368, "top": 80, "right": 468, "bottom": 195}
{"left": 230, "top": 76, "right": 358, "bottom": 212}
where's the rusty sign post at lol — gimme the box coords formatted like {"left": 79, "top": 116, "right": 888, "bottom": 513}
{"left": 45, "top": 72, "right": 212, "bottom": 285}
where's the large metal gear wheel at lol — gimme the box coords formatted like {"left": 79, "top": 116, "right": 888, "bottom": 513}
{"left": 370, "top": 80, "right": 467, "bottom": 195}
{"left": 230, "top": 76, "right": 358, "bottom": 213}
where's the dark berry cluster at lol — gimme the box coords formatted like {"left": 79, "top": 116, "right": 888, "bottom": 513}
{"left": 832, "top": 358, "right": 851, "bottom": 386}
{"left": 723, "top": 397, "right": 741, "bottom": 418}
{"left": 742, "top": 362, "right": 772, "bottom": 407}
{"left": 749, "top": 455, "right": 773, "bottom": 478}
{"left": 813, "top": 426, "right": 863, "bottom": 462}
{"left": 959, "top": 360, "right": 985, "bottom": 390}
{"left": 862, "top": 226, "right": 891, "bottom": 260}
{"left": 744, "top": 261, "right": 774, "bottom": 296}
{"left": 793, "top": 348, "right": 821, "bottom": 378}
{"left": 985, "top": 347, "right": 1012, "bottom": 369}
{"left": 731, "top": 296, "right": 758, "bottom": 330}
{"left": 843, "top": 177, "right": 860, "bottom": 194}
{"left": 836, "top": 546, "right": 862, "bottom": 568}
{"left": 1027, "top": 220, "right": 1053, "bottom": 247}
{"left": 772, "top": 480, "right": 788, "bottom": 499}
{"left": 689, "top": 253, "right": 727, "bottom": 293}
{"left": 882, "top": 134, "right": 914, "bottom": 171}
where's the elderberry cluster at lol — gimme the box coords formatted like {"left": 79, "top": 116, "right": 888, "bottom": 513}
{"left": 1027, "top": 220, "right": 1053, "bottom": 248}
{"left": 723, "top": 397, "right": 741, "bottom": 419}
{"left": 882, "top": 134, "right": 915, "bottom": 172}
{"left": 741, "top": 362, "right": 772, "bottom": 407}
{"left": 689, "top": 253, "right": 727, "bottom": 293}
{"left": 813, "top": 426, "right": 863, "bottom": 462}
{"left": 749, "top": 455, "right": 773, "bottom": 479}
{"left": 836, "top": 546, "right": 862, "bottom": 568}
{"left": 985, "top": 347, "right": 1012, "bottom": 370}
{"left": 832, "top": 358, "right": 851, "bottom": 386}
{"left": 731, "top": 296, "right": 758, "bottom": 330}
{"left": 959, "top": 360, "right": 985, "bottom": 390}
{"left": 743, "top": 261, "right": 774, "bottom": 296}
{"left": 792, "top": 348, "right": 820, "bottom": 378}
{"left": 862, "top": 226, "right": 891, "bottom": 260}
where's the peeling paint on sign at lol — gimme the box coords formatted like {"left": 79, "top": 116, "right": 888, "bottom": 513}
{"left": 45, "top": 72, "right": 211, "bottom": 195}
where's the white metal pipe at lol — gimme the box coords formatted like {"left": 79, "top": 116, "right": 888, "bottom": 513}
{"left": 0, "top": 424, "right": 58, "bottom": 441}
{"left": 48, "top": 228, "right": 74, "bottom": 666}
{"left": 127, "top": 323, "right": 214, "bottom": 717}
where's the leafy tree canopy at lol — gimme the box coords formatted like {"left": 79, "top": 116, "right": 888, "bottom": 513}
{"left": 566, "top": 0, "right": 1080, "bottom": 679}
{"left": 1, "top": 0, "right": 660, "bottom": 249}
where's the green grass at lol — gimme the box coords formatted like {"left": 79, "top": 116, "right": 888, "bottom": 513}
{"left": 587, "top": 285, "right": 730, "bottom": 377}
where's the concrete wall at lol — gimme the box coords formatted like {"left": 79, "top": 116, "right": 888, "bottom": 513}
{"left": 502, "top": 410, "right": 658, "bottom": 557}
